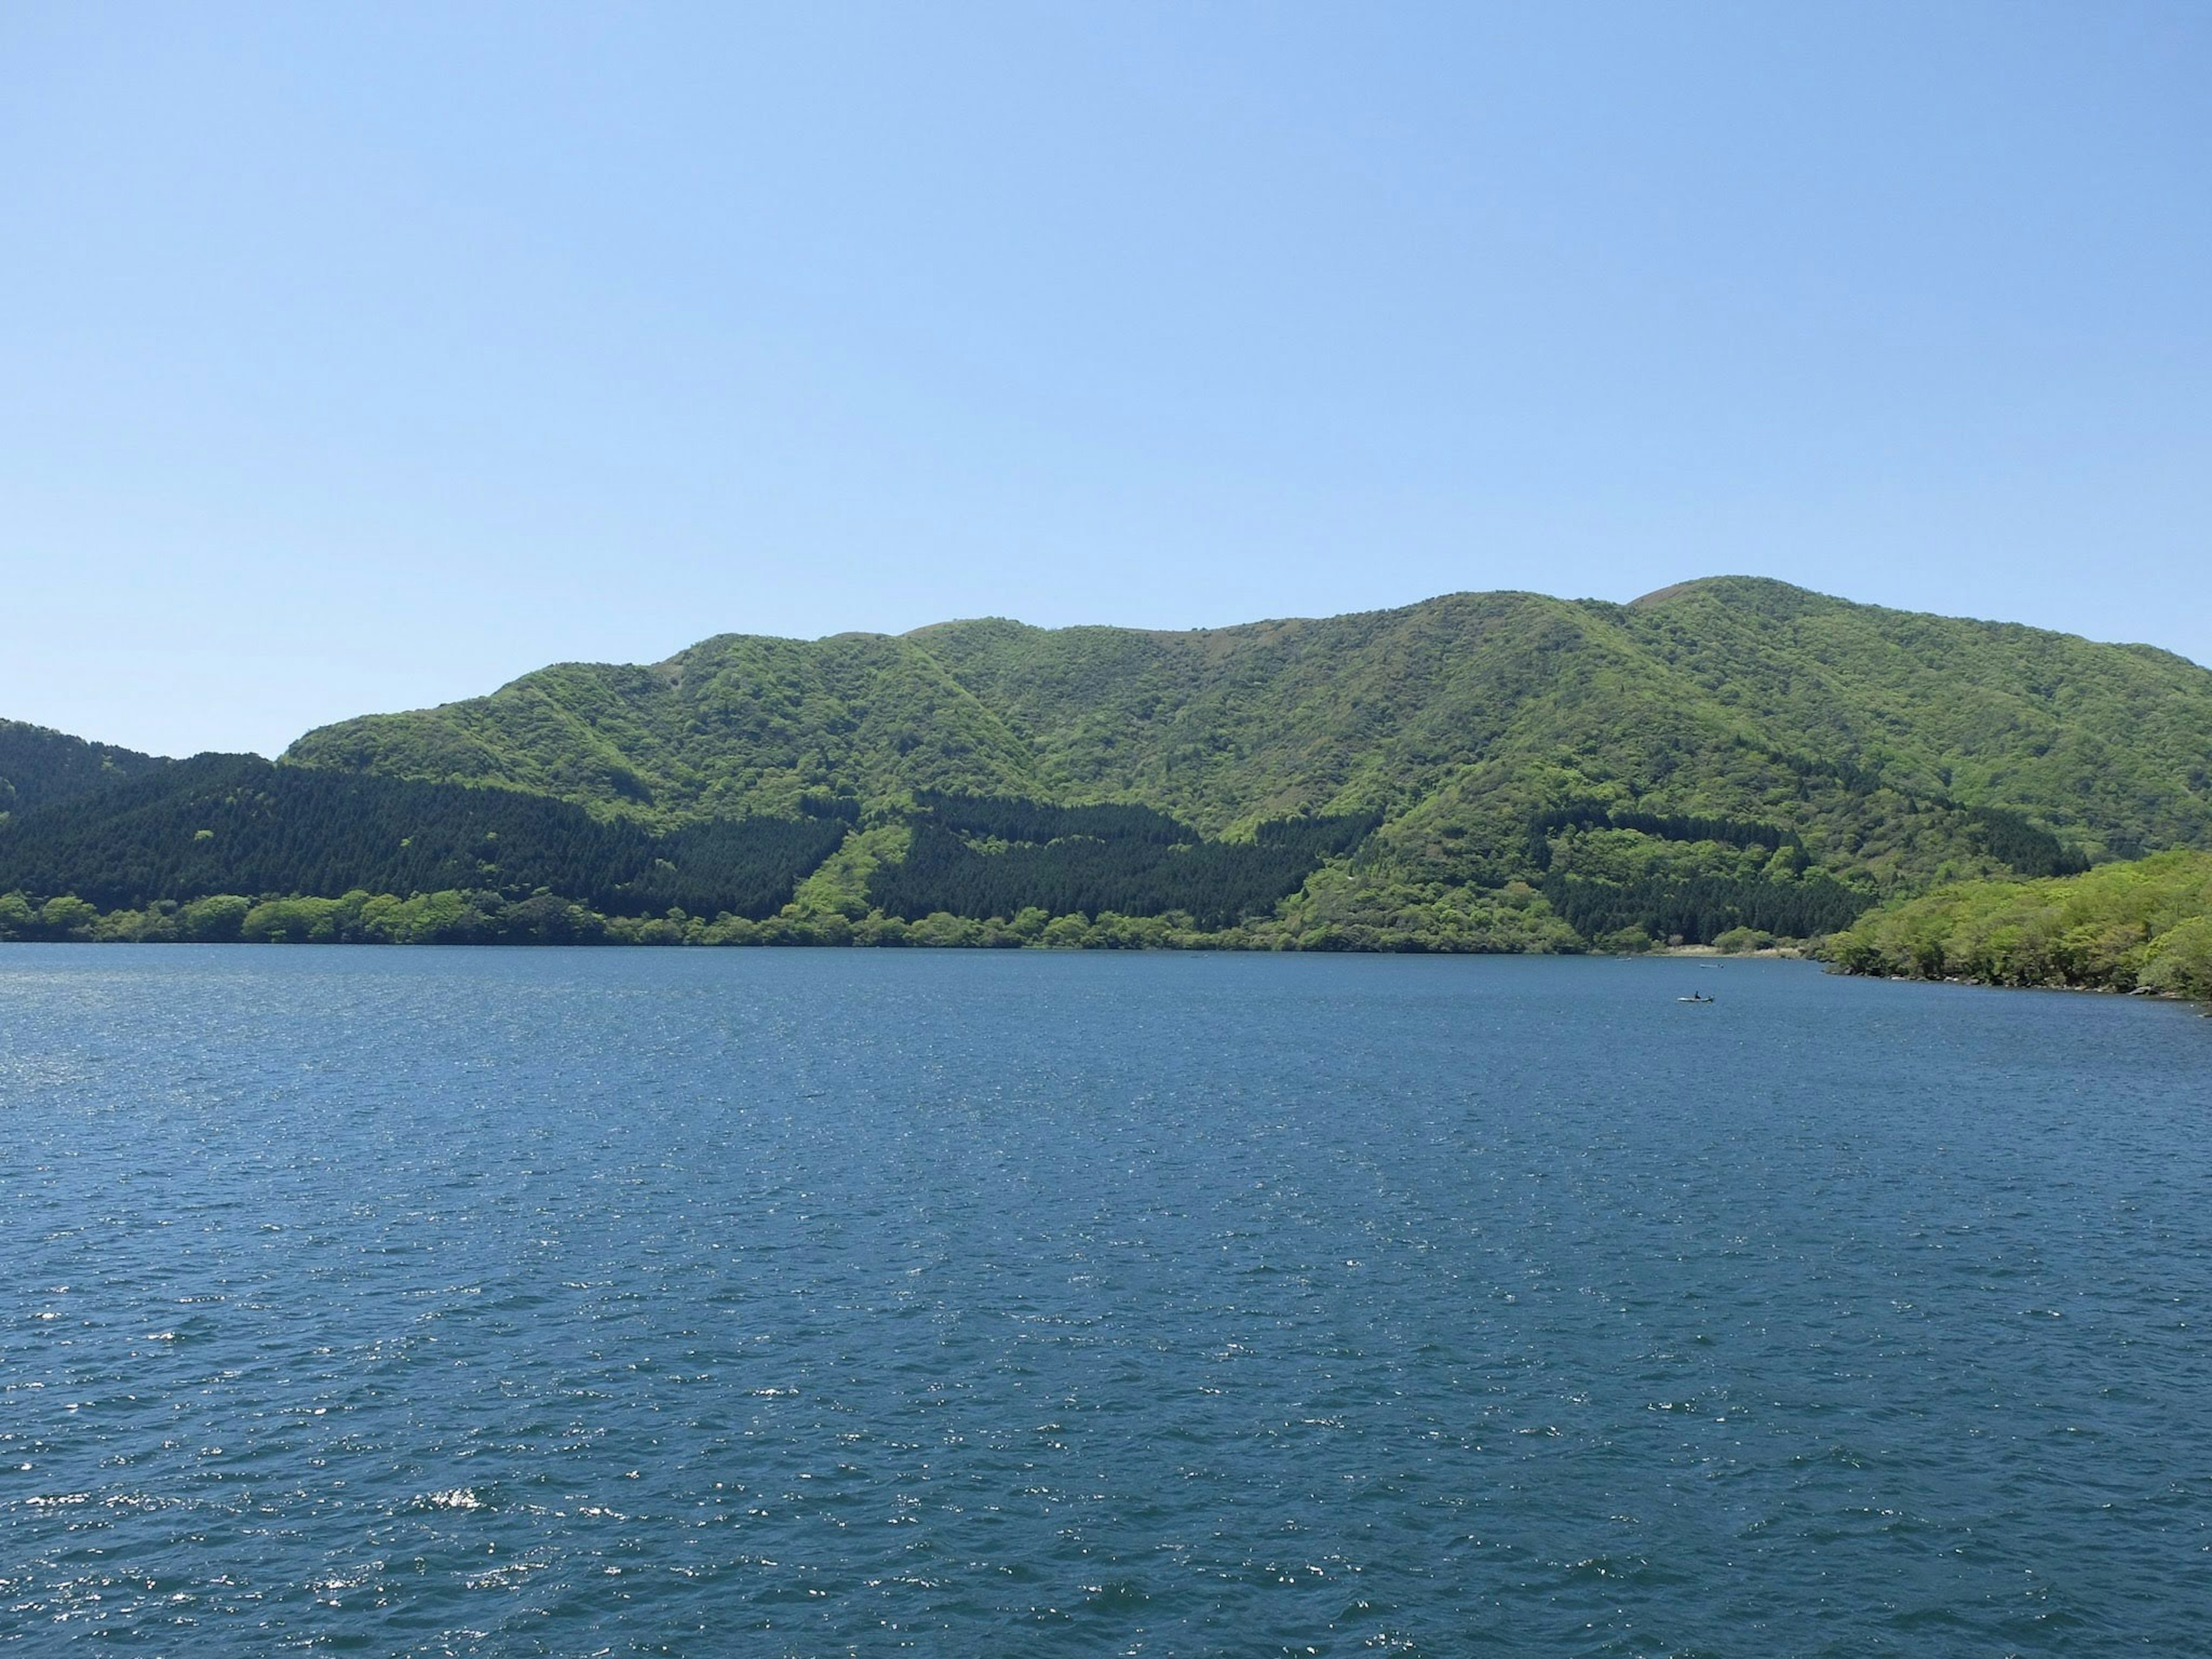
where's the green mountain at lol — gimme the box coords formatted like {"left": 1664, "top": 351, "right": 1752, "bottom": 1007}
{"left": 272, "top": 578, "right": 2212, "bottom": 947}
{"left": 0, "top": 719, "right": 170, "bottom": 822}
{"left": 9, "top": 579, "right": 2210, "bottom": 950}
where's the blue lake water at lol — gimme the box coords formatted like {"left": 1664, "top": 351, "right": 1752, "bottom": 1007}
{"left": 2, "top": 946, "right": 2207, "bottom": 1656}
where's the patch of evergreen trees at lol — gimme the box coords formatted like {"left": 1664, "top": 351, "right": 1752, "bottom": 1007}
{"left": 910, "top": 791, "right": 1195, "bottom": 846}
{"left": 1960, "top": 805, "right": 2090, "bottom": 878}
{"left": 0, "top": 721, "right": 170, "bottom": 819}
{"left": 0, "top": 754, "right": 845, "bottom": 918}
{"left": 1520, "top": 797, "right": 2084, "bottom": 942}
{"left": 1541, "top": 869, "right": 1870, "bottom": 945}
{"left": 871, "top": 798, "right": 1377, "bottom": 929}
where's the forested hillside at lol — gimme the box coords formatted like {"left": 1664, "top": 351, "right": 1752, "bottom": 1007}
{"left": 291, "top": 579, "right": 2212, "bottom": 861}
{"left": 8, "top": 580, "right": 2210, "bottom": 949}
{"left": 286, "top": 631, "right": 1048, "bottom": 819}
{"left": 1825, "top": 852, "right": 2212, "bottom": 1002}
{"left": 267, "top": 578, "right": 2212, "bottom": 946}
{"left": 0, "top": 719, "right": 169, "bottom": 821}
{"left": 0, "top": 754, "right": 846, "bottom": 920}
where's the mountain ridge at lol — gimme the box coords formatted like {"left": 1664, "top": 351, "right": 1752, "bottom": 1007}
{"left": 0, "top": 719, "right": 172, "bottom": 822}
{"left": 9, "top": 577, "right": 2212, "bottom": 950}
{"left": 283, "top": 577, "right": 2212, "bottom": 873}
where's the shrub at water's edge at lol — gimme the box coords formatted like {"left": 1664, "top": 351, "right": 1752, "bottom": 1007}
{"left": 1821, "top": 851, "right": 2212, "bottom": 1002}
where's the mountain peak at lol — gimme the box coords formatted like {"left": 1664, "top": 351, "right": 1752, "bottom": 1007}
{"left": 1629, "top": 575, "right": 1828, "bottom": 609}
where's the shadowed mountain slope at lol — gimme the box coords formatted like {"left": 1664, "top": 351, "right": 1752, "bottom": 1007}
{"left": 0, "top": 719, "right": 171, "bottom": 821}
{"left": 0, "top": 753, "right": 847, "bottom": 920}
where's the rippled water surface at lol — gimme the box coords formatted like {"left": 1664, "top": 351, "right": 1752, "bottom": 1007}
{"left": 2, "top": 947, "right": 2208, "bottom": 1655}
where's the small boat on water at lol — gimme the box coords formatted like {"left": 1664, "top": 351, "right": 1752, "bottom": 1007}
{"left": 1676, "top": 993, "right": 1715, "bottom": 1003}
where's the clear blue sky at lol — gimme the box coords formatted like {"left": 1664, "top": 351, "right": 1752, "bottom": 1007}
{"left": 4, "top": 2, "right": 2207, "bottom": 757}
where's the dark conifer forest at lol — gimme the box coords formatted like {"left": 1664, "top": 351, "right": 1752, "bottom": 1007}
{"left": 1539, "top": 868, "right": 1871, "bottom": 945}
{"left": 0, "top": 755, "right": 847, "bottom": 919}
{"left": 0, "top": 719, "right": 170, "bottom": 819}
{"left": 870, "top": 799, "right": 1378, "bottom": 930}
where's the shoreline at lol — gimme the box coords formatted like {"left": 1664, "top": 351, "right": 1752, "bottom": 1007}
{"left": 1652, "top": 943, "right": 1806, "bottom": 960}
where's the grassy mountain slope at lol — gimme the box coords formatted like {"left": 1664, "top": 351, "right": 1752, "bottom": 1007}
{"left": 0, "top": 719, "right": 170, "bottom": 821}
{"left": 271, "top": 578, "right": 2212, "bottom": 944}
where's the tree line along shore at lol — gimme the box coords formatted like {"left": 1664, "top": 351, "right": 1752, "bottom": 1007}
{"left": 1821, "top": 850, "right": 2212, "bottom": 1004}
{"left": 5, "top": 852, "right": 2209, "bottom": 1011}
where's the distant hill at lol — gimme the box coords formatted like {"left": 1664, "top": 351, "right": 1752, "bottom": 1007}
{"left": 0, "top": 719, "right": 170, "bottom": 821}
